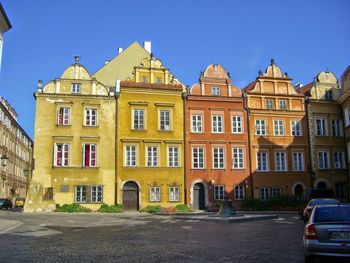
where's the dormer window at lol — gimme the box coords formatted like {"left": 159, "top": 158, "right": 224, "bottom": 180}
{"left": 157, "top": 77, "right": 162, "bottom": 84}
{"left": 212, "top": 87, "right": 220, "bottom": 96}
{"left": 143, "top": 77, "right": 148, "bottom": 83}
{"left": 266, "top": 99, "right": 273, "bottom": 109}
{"left": 325, "top": 90, "right": 333, "bottom": 100}
{"left": 71, "top": 83, "right": 81, "bottom": 94}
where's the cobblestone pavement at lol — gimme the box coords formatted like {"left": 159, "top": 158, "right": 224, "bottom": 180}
{"left": 0, "top": 211, "right": 322, "bottom": 262}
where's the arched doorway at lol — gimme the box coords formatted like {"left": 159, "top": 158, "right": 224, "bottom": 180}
{"left": 193, "top": 183, "right": 205, "bottom": 210}
{"left": 317, "top": 181, "right": 327, "bottom": 189}
{"left": 122, "top": 181, "right": 139, "bottom": 210}
{"left": 294, "top": 184, "right": 304, "bottom": 199}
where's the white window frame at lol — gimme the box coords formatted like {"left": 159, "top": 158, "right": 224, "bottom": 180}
{"left": 191, "top": 114, "right": 203, "bottom": 133}
{"left": 234, "top": 185, "right": 245, "bottom": 200}
{"left": 291, "top": 120, "right": 302, "bottom": 136}
{"left": 213, "top": 147, "right": 225, "bottom": 169}
{"left": 57, "top": 107, "right": 70, "bottom": 125}
{"left": 125, "top": 145, "right": 136, "bottom": 167}
{"left": 315, "top": 117, "right": 327, "bottom": 136}
{"left": 273, "top": 120, "right": 285, "bottom": 136}
{"left": 279, "top": 99, "right": 287, "bottom": 110}
{"left": 275, "top": 151, "right": 287, "bottom": 171}
{"left": 75, "top": 186, "right": 86, "bottom": 203}
{"left": 212, "top": 115, "right": 223, "bottom": 133}
{"left": 214, "top": 185, "right": 224, "bottom": 200}
{"left": 91, "top": 185, "right": 103, "bottom": 203}
{"left": 255, "top": 119, "right": 266, "bottom": 136}
{"left": 325, "top": 90, "right": 333, "bottom": 100}
{"left": 232, "top": 115, "right": 243, "bottom": 134}
{"left": 192, "top": 147, "right": 204, "bottom": 169}
{"left": 159, "top": 110, "right": 171, "bottom": 131}
{"left": 292, "top": 152, "right": 304, "bottom": 171}
{"left": 71, "top": 83, "right": 81, "bottom": 94}
{"left": 257, "top": 151, "right": 268, "bottom": 172}
{"left": 260, "top": 187, "right": 269, "bottom": 201}
{"left": 333, "top": 152, "right": 345, "bottom": 169}
{"left": 266, "top": 99, "right": 273, "bottom": 109}
{"left": 169, "top": 186, "right": 180, "bottom": 202}
{"left": 271, "top": 187, "right": 282, "bottom": 198}
{"left": 318, "top": 151, "right": 329, "bottom": 169}
{"left": 331, "top": 119, "right": 343, "bottom": 137}
{"left": 82, "top": 144, "right": 97, "bottom": 167}
{"left": 212, "top": 87, "right": 220, "bottom": 96}
{"left": 345, "top": 107, "right": 350, "bottom": 127}
{"left": 133, "top": 109, "right": 145, "bottom": 130}
{"left": 84, "top": 108, "right": 98, "bottom": 126}
{"left": 150, "top": 187, "right": 160, "bottom": 202}
{"left": 54, "top": 143, "right": 69, "bottom": 167}
{"left": 146, "top": 146, "right": 158, "bottom": 167}
{"left": 168, "top": 146, "right": 179, "bottom": 167}
{"left": 232, "top": 147, "right": 244, "bottom": 169}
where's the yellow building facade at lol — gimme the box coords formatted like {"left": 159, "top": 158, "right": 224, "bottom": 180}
{"left": 24, "top": 57, "right": 116, "bottom": 212}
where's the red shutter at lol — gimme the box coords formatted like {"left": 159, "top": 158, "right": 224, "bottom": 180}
{"left": 84, "top": 144, "right": 90, "bottom": 167}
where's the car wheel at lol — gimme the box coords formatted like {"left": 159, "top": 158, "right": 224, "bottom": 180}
{"left": 304, "top": 255, "right": 314, "bottom": 263}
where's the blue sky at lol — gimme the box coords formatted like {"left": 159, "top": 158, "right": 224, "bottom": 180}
{"left": 0, "top": 0, "right": 349, "bottom": 138}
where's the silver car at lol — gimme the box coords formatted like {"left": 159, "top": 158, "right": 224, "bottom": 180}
{"left": 304, "top": 204, "right": 350, "bottom": 262}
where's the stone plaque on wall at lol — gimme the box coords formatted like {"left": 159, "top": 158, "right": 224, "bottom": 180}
{"left": 60, "top": 185, "right": 70, "bottom": 192}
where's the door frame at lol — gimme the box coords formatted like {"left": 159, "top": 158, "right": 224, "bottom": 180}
{"left": 121, "top": 180, "right": 141, "bottom": 210}
{"left": 190, "top": 179, "right": 209, "bottom": 209}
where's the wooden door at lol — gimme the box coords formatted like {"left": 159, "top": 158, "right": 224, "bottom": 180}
{"left": 122, "top": 182, "right": 139, "bottom": 210}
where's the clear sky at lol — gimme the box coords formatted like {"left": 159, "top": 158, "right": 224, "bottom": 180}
{"left": 0, "top": 0, "right": 349, "bottom": 138}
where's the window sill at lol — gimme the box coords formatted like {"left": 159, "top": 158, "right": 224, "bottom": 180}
{"left": 190, "top": 131, "right": 203, "bottom": 134}
{"left": 81, "top": 166, "right": 99, "bottom": 169}
{"left": 190, "top": 168, "right": 206, "bottom": 170}
{"left": 231, "top": 168, "right": 246, "bottom": 170}
{"left": 130, "top": 129, "right": 147, "bottom": 131}
{"left": 83, "top": 125, "right": 99, "bottom": 128}
{"left": 212, "top": 168, "right": 225, "bottom": 170}
{"left": 158, "top": 130, "right": 173, "bottom": 132}
{"left": 56, "top": 124, "right": 71, "bottom": 127}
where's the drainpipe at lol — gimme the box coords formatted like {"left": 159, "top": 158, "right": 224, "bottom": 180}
{"left": 115, "top": 80, "right": 121, "bottom": 205}
{"left": 243, "top": 92, "right": 254, "bottom": 199}
{"left": 305, "top": 96, "right": 314, "bottom": 192}
{"left": 182, "top": 85, "right": 190, "bottom": 204}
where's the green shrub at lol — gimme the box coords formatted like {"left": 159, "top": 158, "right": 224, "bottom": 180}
{"left": 141, "top": 205, "right": 161, "bottom": 213}
{"left": 241, "top": 198, "right": 269, "bottom": 211}
{"left": 55, "top": 203, "right": 91, "bottom": 213}
{"left": 175, "top": 204, "right": 190, "bottom": 212}
{"left": 98, "top": 204, "right": 124, "bottom": 213}
{"left": 241, "top": 196, "right": 304, "bottom": 211}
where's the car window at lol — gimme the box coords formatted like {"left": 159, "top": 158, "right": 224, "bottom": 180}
{"left": 0, "top": 200, "right": 4, "bottom": 204}
{"left": 314, "top": 206, "right": 350, "bottom": 222}
{"left": 309, "top": 199, "right": 338, "bottom": 206}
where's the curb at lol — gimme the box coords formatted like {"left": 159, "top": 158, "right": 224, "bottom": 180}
{"left": 173, "top": 214, "right": 279, "bottom": 223}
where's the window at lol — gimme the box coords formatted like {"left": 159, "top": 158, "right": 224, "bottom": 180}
{"left": 275, "top": 152, "right": 287, "bottom": 171}
{"left": 234, "top": 185, "right": 245, "bottom": 200}
{"left": 192, "top": 147, "right": 204, "bottom": 169}
{"left": 150, "top": 187, "right": 160, "bottom": 202}
{"left": 213, "top": 147, "right": 225, "bottom": 169}
{"left": 133, "top": 109, "right": 144, "bottom": 130}
{"left": 332, "top": 120, "right": 343, "bottom": 137}
{"left": 71, "top": 83, "right": 81, "bottom": 93}
{"left": 57, "top": 107, "right": 70, "bottom": 125}
{"left": 169, "top": 187, "right": 180, "bottom": 201}
{"left": 232, "top": 147, "right": 244, "bottom": 169}
{"left": 212, "top": 87, "right": 220, "bottom": 96}
{"left": 271, "top": 187, "right": 282, "bottom": 198}
{"left": 91, "top": 185, "right": 103, "bottom": 203}
{"left": 279, "top": 100, "right": 287, "bottom": 110}
{"left": 232, "top": 116, "right": 243, "bottom": 134}
{"left": 257, "top": 152, "right": 268, "bottom": 171}
{"left": 147, "top": 146, "right": 158, "bottom": 167}
{"left": 325, "top": 90, "right": 333, "bottom": 100}
{"left": 84, "top": 108, "right": 97, "bottom": 126}
{"left": 157, "top": 77, "right": 162, "bottom": 84}
{"left": 266, "top": 99, "right": 273, "bottom": 109}
{"left": 75, "top": 186, "right": 86, "bottom": 203}
{"left": 334, "top": 152, "right": 345, "bottom": 169}
{"left": 316, "top": 118, "right": 327, "bottom": 136}
{"left": 273, "top": 120, "right": 284, "bottom": 136}
{"left": 83, "top": 144, "right": 97, "bottom": 167}
{"left": 212, "top": 115, "right": 223, "bottom": 133}
{"left": 54, "top": 143, "right": 69, "bottom": 167}
{"left": 345, "top": 107, "right": 350, "bottom": 127}
{"left": 293, "top": 152, "right": 304, "bottom": 171}
{"left": 160, "top": 110, "right": 171, "bottom": 131}
{"left": 335, "top": 183, "right": 346, "bottom": 199}
{"left": 260, "top": 187, "right": 269, "bottom": 201}
{"left": 291, "top": 120, "right": 301, "bottom": 136}
{"left": 191, "top": 115, "right": 202, "bottom": 133}
{"left": 125, "top": 146, "right": 136, "bottom": 167}
{"left": 142, "top": 77, "right": 148, "bottom": 83}
{"left": 214, "top": 185, "right": 224, "bottom": 200}
{"left": 318, "top": 151, "right": 329, "bottom": 169}
{"left": 255, "top": 119, "right": 266, "bottom": 135}
{"left": 43, "top": 187, "right": 54, "bottom": 200}
{"left": 168, "top": 147, "right": 179, "bottom": 167}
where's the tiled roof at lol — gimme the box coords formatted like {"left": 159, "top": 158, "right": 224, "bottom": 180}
{"left": 242, "top": 80, "right": 257, "bottom": 93}
{"left": 299, "top": 82, "right": 313, "bottom": 95}
{"left": 120, "top": 81, "right": 183, "bottom": 91}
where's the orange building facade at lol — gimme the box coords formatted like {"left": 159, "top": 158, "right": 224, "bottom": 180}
{"left": 186, "top": 64, "right": 250, "bottom": 209}
{"left": 243, "top": 60, "right": 310, "bottom": 200}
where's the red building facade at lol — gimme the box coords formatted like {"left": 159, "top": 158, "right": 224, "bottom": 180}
{"left": 185, "top": 64, "right": 251, "bottom": 210}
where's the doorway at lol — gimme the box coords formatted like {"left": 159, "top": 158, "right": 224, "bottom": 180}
{"left": 122, "top": 181, "right": 139, "bottom": 210}
{"left": 193, "top": 183, "right": 205, "bottom": 210}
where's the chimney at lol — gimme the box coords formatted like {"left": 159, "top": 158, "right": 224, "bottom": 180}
{"left": 116, "top": 79, "right": 121, "bottom": 93}
{"left": 74, "top": 55, "right": 80, "bottom": 64}
{"left": 38, "top": 80, "right": 43, "bottom": 92}
{"left": 118, "top": 47, "right": 123, "bottom": 54}
{"left": 144, "top": 41, "right": 151, "bottom": 54}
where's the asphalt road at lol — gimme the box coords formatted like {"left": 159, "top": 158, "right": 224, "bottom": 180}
{"left": 0, "top": 211, "right": 323, "bottom": 262}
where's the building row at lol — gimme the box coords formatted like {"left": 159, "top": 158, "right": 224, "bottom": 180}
{"left": 24, "top": 41, "right": 350, "bottom": 212}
